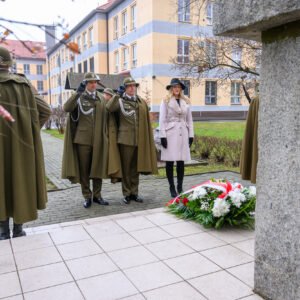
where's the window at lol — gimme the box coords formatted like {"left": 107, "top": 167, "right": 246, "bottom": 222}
{"left": 89, "top": 57, "right": 94, "bottom": 72}
{"left": 57, "top": 74, "right": 61, "bottom": 86}
{"left": 78, "top": 63, "right": 82, "bottom": 73}
{"left": 57, "top": 55, "right": 61, "bottom": 67}
{"left": 113, "top": 16, "right": 119, "bottom": 39}
{"left": 83, "top": 32, "right": 87, "bottom": 51}
{"left": 232, "top": 48, "right": 242, "bottom": 66}
{"left": 231, "top": 82, "right": 241, "bottom": 104}
{"left": 177, "top": 39, "right": 189, "bottom": 64}
{"left": 77, "top": 36, "right": 81, "bottom": 52}
{"left": 122, "top": 47, "right": 128, "bottom": 70}
{"left": 206, "top": 2, "right": 213, "bottom": 25}
{"left": 36, "top": 64, "right": 43, "bottom": 75}
{"left": 88, "top": 27, "right": 93, "bottom": 47}
{"left": 131, "top": 43, "right": 137, "bottom": 68}
{"left": 37, "top": 81, "right": 44, "bottom": 92}
{"left": 114, "top": 51, "right": 119, "bottom": 73}
{"left": 206, "top": 41, "right": 217, "bottom": 65}
{"left": 181, "top": 80, "right": 190, "bottom": 97}
{"left": 11, "top": 63, "right": 17, "bottom": 73}
{"left": 178, "top": 0, "right": 190, "bottom": 22}
{"left": 205, "top": 81, "right": 217, "bottom": 104}
{"left": 122, "top": 10, "right": 128, "bottom": 35}
{"left": 131, "top": 4, "right": 137, "bottom": 30}
{"left": 23, "top": 64, "right": 30, "bottom": 74}
{"left": 83, "top": 60, "right": 88, "bottom": 73}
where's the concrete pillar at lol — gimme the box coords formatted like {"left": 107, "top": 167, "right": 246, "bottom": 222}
{"left": 213, "top": 2, "right": 300, "bottom": 299}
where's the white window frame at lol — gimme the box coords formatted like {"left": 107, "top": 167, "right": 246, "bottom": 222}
{"left": 122, "top": 47, "right": 128, "bottom": 70}
{"left": 37, "top": 80, "right": 44, "bottom": 92}
{"left": 131, "top": 4, "right": 137, "bottom": 30}
{"left": 122, "top": 10, "right": 128, "bottom": 35}
{"left": 232, "top": 48, "right": 242, "bottom": 66}
{"left": 77, "top": 36, "right": 81, "bottom": 52}
{"left": 231, "top": 82, "right": 241, "bottom": 104}
{"left": 131, "top": 43, "right": 137, "bottom": 68}
{"left": 113, "top": 16, "right": 119, "bottom": 39}
{"left": 83, "top": 32, "right": 87, "bottom": 51}
{"left": 177, "top": 39, "right": 190, "bottom": 64}
{"left": 36, "top": 64, "right": 43, "bottom": 75}
{"left": 114, "top": 51, "right": 120, "bottom": 73}
{"left": 178, "top": 0, "right": 191, "bottom": 22}
{"left": 205, "top": 81, "right": 217, "bottom": 104}
{"left": 23, "top": 64, "right": 30, "bottom": 74}
{"left": 88, "top": 27, "right": 93, "bottom": 47}
{"left": 206, "top": 41, "right": 217, "bottom": 65}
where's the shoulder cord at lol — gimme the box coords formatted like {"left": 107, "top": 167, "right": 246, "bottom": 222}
{"left": 70, "top": 97, "right": 94, "bottom": 122}
{"left": 119, "top": 97, "right": 136, "bottom": 119}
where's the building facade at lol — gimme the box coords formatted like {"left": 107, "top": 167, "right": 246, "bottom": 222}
{"left": 47, "top": 0, "right": 256, "bottom": 118}
{"left": 5, "top": 39, "right": 48, "bottom": 101}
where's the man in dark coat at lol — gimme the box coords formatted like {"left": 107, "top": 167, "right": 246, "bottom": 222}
{"left": 62, "top": 73, "right": 122, "bottom": 208}
{"left": 106, "top": 77, "right": 158, "bottom": 204}
{"left": 0, "top": 46, "right": 51, "bottom": 240}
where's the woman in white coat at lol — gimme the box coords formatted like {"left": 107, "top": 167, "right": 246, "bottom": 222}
{"left": 159, "top": 78, "right": 194, "bottom": 198}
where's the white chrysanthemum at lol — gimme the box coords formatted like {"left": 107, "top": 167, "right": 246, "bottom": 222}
{"left": 248, "top": 186, "right": 256, "bottom": 197}
{"left": 200, "top": 201, "right": 210, "bottom": 211}
{"left": 212, "top": 198, "right": 230, "bottom": 217}
{"left": 193, "top": 186, "right": 207, "bottom": 198}
{"left": 228, "top": 191, "right": 246, "bottom": 208}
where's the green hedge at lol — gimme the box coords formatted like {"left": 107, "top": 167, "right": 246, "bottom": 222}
{"left": 192, "top": 136, "right": 242, "bottom": 168}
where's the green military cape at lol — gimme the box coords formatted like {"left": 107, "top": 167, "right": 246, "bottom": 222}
{"left": 240, "top": 97, "right": 259, "bottom": 184}
{"left": 61, "top": 92, "right": 122, "bottom": 183}
{"left": 0, "top": 72, "right": 48, "bottom": 223}
{"left": 136, "top": 96, "right": 158, "bottom": 175}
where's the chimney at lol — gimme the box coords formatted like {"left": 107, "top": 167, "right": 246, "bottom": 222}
{"left": 45, "top": 25, "right": 56, "bottom": 51}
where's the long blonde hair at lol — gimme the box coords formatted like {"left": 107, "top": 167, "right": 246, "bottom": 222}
{"left": 164, "top": 89, "right": 191, "bottom": 104}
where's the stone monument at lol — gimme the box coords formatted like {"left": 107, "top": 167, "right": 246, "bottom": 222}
{"left": 214, "top": 1, "right": 300, "bottom": 299}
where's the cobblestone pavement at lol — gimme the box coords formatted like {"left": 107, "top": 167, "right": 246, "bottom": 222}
{"left": 32, "top": 133, "right": 252, "bottom": 228}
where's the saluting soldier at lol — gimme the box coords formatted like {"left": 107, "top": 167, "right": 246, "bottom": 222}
{"left": 0, "top": 46, "right": 51, "bottom": 240}
{"left": 62, "top": 73, "right": 121, "bottom": 208}
{"left": 106, "top": 77, "right": 158, "bottom": 204}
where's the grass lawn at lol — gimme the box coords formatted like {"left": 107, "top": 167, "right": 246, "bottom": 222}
{"left": 153, "top": 121, "right": 245, "bottom": 140}
{"left": 155, "top": 163, "right": 239, "bottom": 178}
{"left": 44, "top": 129, "right": 64, "bottom": 140}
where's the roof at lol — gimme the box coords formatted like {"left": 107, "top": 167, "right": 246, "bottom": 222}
{"left": 97, "top": 0, "right": 123, "bottom": 12}
{"left": 65, "top": 72, "right": 130, "bottom": 91}
{"left": 2, "top": 39, "right": 46, "bottom": 60}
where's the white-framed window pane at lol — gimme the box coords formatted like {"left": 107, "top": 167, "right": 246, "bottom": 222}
{"left": 177, "top": 39, "right": 189, "bottom": 64}
{"left": 89, "top": 57, "right": 94, "bottom": 72}
{"left": 114, "top": 16, "right": 119, "bottom": 39}
{"left": 83, "top": 32, "right": 87, "bottom": 51}
{"left": 131, "top": 43, "right": 137, "bottom": 68}
{"left": 37, "top": 81, "right": 44, "bottom": 92}
{"left": 36, "top": 64, "right": 43, "bottom": 75}
{"left": 178, "top": 0, "right": 190, "bottom": 22}
{"left": 122, "top": 48, "right": 128, "bottom": 70}
{"left": 232, "top": 48, "right": 242, "bottom": 65}
{"left": 205, "top": 81, "right": 217, "bottom": 104}
{"left": 231, "top": 82, "right": 241, "bottom": 104}
{"left": 77, "top": 36, "right": 81, "bottom": 52}
{"left": 122, "top": 11, "right": 127, "bottom": 35}
{"left": 89, "top": 27, "right": 93, "bottom": 47}
{"left": 181, "top": 79, "right": 190, "bottom": 97}
{"left": 24, "top": 64, "right": 30, "bottom": 74}
{"left": 131, "top": 5, "right": 137, "bottom": 30}
{"left": 206, "top": 2, "right": 213, "bottom": 25}
{"left": 114, "top": 51, "right": 119, "bottom": 73}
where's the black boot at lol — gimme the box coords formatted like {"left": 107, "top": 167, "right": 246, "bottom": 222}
{"left": 0, "top": 219, "right": 10, "bottom": 240}
{"left": 166, "top": 161, "right": 177, "bottom": 198}
{"left": 176, "top": 161, "right": 185, "bottom": 194}
{"left": 12, "top": 223, "right": 26, "bottom": 238}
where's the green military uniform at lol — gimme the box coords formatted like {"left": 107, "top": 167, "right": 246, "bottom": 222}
{"left": 106, "top": 77, "right": 158, "bottom": 200}
{"left": 0, "top": 46, "right": 51, "bottom": 239}
{"left": 63, "top": 90, "right": 103, "bottom": 199}
{"left": 240, "top": 96, "right": 259, "bottom": 184}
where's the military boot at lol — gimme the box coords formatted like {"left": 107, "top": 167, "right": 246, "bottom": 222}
{"left": 12, "top": 223, "right": 26, "bottom": 238}
{"left": 0, "top": 219, "right": 10, "bottom": 240}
